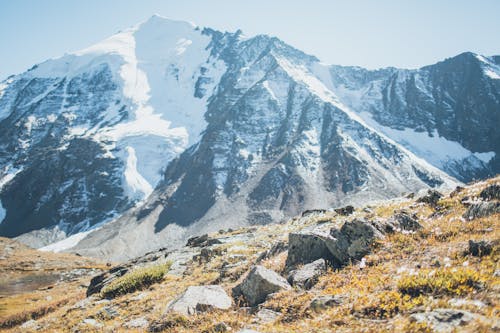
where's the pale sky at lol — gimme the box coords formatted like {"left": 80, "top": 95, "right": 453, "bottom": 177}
{"left": 1, "top": 0, "right": 499, "bottom": 80}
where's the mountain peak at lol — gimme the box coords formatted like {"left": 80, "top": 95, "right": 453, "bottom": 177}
{"left": 141, "top": 14, "right": 197, "bottom": 30}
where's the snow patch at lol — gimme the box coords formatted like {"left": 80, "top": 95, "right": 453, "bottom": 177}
{"left": 359, "top": 112, "right": 494, "bottom": 168}
{"left": 122, "top": 146, "right": 153, "bottom": 201}
{"left": 474, "top": 151, "right": 495, "bottom": 163}
{"left": 39, "top": 228, "right": 99, "bottom": 252}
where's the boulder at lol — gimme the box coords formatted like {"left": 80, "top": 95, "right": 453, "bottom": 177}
{"left": 417, "top": 190, "right": 443, "bottom": 207}
{"left": 233, "top": 265, "right": 291, "bottom": 306}
{"left": 389, "top": 211, "right": 422, "bottom": 231}
{"left": 410, "top": 309, "right": 478, "bottom": 332}
{"left": 286, "top": 230, "right": 336, "bottom": 268}
{"left": 479, "top": 184, "right": 500, "bottom": 201}
{"left": 309, "top": 295, "right": 344, "bottom": 312}
{"left": 287, "top": 259, "right": 326, "bottom": 289}
{"left": 87, "top": 265, "right": 129, "bottom": 297}
{"left": 254, "top": 308, "right": 280, "bottom": 323}
{"left": 334, "top": 205, "right": 354, "bottom": 216}
{"left": 166, "top": 285, "right": 232, "bottom": 315}
{"left": 463, "top": 201, "right": 500, "bottom": 220}
{"left": 327, "top": 218, "right": 384, "bottom": 266}
{"left": 467, "top": 240, "right": 494, "bottom": 257}
{"left": 286, "top": 218, "right": 384, "bottom": 269}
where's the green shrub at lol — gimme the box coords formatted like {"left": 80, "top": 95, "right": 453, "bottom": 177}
{"left": 101, "top": 262, "right": 171, "bottom": 298}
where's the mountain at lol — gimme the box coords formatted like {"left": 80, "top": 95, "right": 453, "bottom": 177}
{"left": 0, "top": 16, "right": 497, "bottom": 258}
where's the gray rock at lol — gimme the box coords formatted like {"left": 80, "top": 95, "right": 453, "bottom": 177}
{"left": 87, "top": 265, "right": 129, "bottom": 297}
{"left": 125, "top": 317, "right": 149, "bottom": 329}
{"left": 286, "top": 230, "right": 336, "bottom": 268}
{"left": 326, "top": 218, "right": 384, "bottom": 267}
{"left": 166, "top": 285, "right": 232, "bottom": 315}
{"left": 254, "top": 308, "right": 280, "bottom": 323}
{"left": 309, "top": 295, "right": 344, "bottom": 312}
{"left": 417, "top": 190, "right": 443, "bottom": 207}
{"left": 410, "top": 308, "right": 478, "bottom": 332}
{"left": 479, "top": 184, "right": 500, "bottom": 201}
{"left": 237, "top": 330, "right": 262, "bottom": 333}
{"left": 287, "top": 259, "right": 326, "bottom": 289}
{"left": 389, "top": 211, "right": 422, "bottom": 231}
{"left": 233, "top": 265, "right": 291, "bottom": 306}
{"left": 334, "top": 205, "right": 355, "bottom": 216}
{"left": 82, "top": 318, "right": 103, "bottom": 328}
{"left": 468, "top": 240, "right": 495, "bottom": 257}
{"left": 463, "top": 201, "right": 500, "bottom": 220}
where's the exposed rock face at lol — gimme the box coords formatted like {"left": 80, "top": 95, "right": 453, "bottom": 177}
{"left": 409, "top": 309, "right": 479, "bottom": 332}
{"left": 287, "top": 258, "right": 326, "bottom": 289}
{"left": 329, "top": 52, "right": 500, "bottom": 182}
{"left": 467, "top": 240, "right": 495, "bottom": 257}
{"left": 480, "top": 184, "right": 500, "bottom": 201}
{"left": 166, "top": 285, "right": 232, "bottom": 315}
{"left": 7, "top": 16, "right": 496, "bottom": 259}
{"left": 287, "top": 218, "right": 389, "bottom": 269}
{"left": 463, "top": 201, "right": 500, "bottom": 220}
{"left": 286, "top": 231, "right": 336, "bottom": 268}
{"left": 417, "top": 190, "right": 443, "bottom": 207}
{"left": 389, "top": 211, "right": 422, "bottom": 231}
{"left": 232, "top": 265, "right": 291, "bottom": 306}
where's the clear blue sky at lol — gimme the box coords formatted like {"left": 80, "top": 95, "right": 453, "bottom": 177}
{"left": 1, "top": 0, "right": 499, "bottom": 80}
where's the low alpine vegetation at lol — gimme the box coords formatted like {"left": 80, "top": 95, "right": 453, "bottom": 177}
{"left": 101, "top": 262, "right": 171, "bottom": 298}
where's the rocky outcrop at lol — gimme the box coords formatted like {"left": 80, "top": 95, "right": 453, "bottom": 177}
{"left": 166, "top": 285, "right": 232, "bottom": 315}
{"left": 232, "top": 266, "right": 291, "bottom": 306}
{"left": 286, "top": 218, "right": 386, "bottom": 269}
{"left": 467, "top": 240, "right": 495, "bottom": 257}
{"left": 463, "top": 201, "right": 500, "bottom": 220}
{"left": 417, "top": 190, "right": 443, "bottom": 207}
{"left": 287, "top": 259, "right": 326, "bottom": 289}
{"left": 409, "top": 309, "right": 480, "bottom": 332}
{"left": 480, "top": 184, "right": 500, "bottom": 201}
{"left": 388, "top": 211, "right": 422, "bottom": 231}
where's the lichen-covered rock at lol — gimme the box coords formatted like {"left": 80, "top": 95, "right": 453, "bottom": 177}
{"left": 287, "top": 259, "right": 326, "bottom": 289}
{"left": 309, "top": 295, "right": 344, "bottom": 312}
{"left": 479, "top": 184, "right": 500, "bottom": 201}
{"left": 417, "top": 190, "right": 443, "bottom": 206}
{"left": 389, "top": 211, "right": 422, "bottom": 231}
{"left": 410, "top": 309, "right": 479, "bottom": 332}
{"left": 166, "top": 285, "right": 232, "bottom": 315}
{"left": 463, "top": 201, "right": 500, "bottom": 220}
{"left": 286, "top": 231, "right": 336, "bottom": 268}
{"left": 468, "top": 240, "right": 495, "bottom": 257}
{"left": 233, "top": 265, "right": 291, "bottom": 306}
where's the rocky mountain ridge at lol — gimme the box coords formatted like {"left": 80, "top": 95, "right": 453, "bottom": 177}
{"left": 0, "top": 16, "right": 498, "bottom": 256}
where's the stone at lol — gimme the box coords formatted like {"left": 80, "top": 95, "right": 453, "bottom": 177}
{"left": 309, "top": 295, "right": 344, "bottom": 312}
{"left": 417, "top": 190, "right": 443, "bottom": 207}
{"left": 286, "top": 230, "right": 336, "bottom": 268}
{"left": 463, "top": 201, "right": 500, "bottom": 220}
{"left": 125, "top": 317, "right": 149, "bottom": 329}
{"left": 233, "top": 265, "right": 291, "bottom": 306}
{"left": 334, "top": 205, "right": 355, "bottom": 216}
{"left": 449, "top": 186, "right": 465, "bottom": 198}
{"left": 287, "top": 259, "right": 326, "bottom": 289}
{"left": 20, "top": 319, "right": 41, "bottom": 330}
{"left": 166, "top": 285, "right": 232, "bottom": 315}
{"left": 302, "top": 209, "right": 327, "bottom": 217}
{"left": 467, "top": 240, "right": 494, "bottom": 257}
{"left": 479, "top": 184, "right": 500, "bottom": 201}
{"left": 327, "top": 218, "right": 383, "bottom": 267}
{"left": 256, "top": 241, "right": 287, "bottom": 263}
{"left": 82, "top": 318, "right": 103, "bottom": 328}
{"left": 237, "top": 330, "right": 261, "bottom": 333}
{"left": 410, "top": 308, "right": 478, "bottom": 332}
{"left": 389, "top": 211, "right": 422, "bottom": 231}
{"left": 254, "top": 308, "right": 280, "bottom": 323}
{"left": 86, "top": 265, "right": 129, "bottom": 297}
{"left": 96, "top": 306, "right": 119, "bottom": 320}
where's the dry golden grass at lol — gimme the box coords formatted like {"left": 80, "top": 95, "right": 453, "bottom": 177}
{"left": 1, "top": 176, "right": 499, "bottom": 332}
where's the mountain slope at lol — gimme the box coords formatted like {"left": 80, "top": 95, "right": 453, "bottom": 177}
{"left": 322, "top": 52, "right": 500, "bottom": 181}
{"left": 1, "top": 16, "right": 498, "bottom": 255}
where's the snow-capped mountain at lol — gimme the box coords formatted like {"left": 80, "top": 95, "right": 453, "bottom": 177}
{"left": 0, "top": 16, "right": 497, "bottom": 257}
